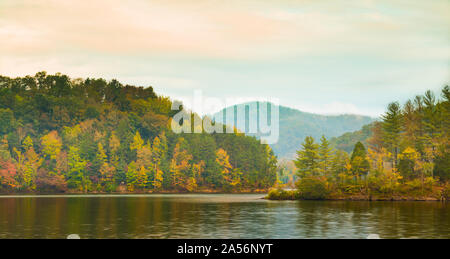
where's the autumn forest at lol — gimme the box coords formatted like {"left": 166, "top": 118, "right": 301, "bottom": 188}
{"left": 0, "top": 72, "right": 448, "bottom": 200}
{"left": 0, "top": 72, "right": 277, "bottom": 193}
{"left": 271, "top": 86, "right": 450, "bottom": 200}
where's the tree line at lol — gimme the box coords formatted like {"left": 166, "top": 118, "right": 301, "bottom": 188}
{"left": 0, "top": 72, "right": 277, "bottom": 193}
{"left": 273, "top": 86, "right": 449, "bottom": 200}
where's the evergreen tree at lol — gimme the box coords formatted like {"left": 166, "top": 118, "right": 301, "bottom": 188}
{"left": 295, "top": 136, "right": 320, "bottom": 178}
{"left": 262, "top": 145, "right": 277, "bottom": 188}
{"left": 319, "top": 135, "right": 332, "bottom": 177}
{"left": 381, "top": 102, "right": 402, "bottom": 170}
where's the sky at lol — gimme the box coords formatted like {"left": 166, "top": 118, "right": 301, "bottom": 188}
{"left": 0, "top": 0, "right": 449, "bottom": 117}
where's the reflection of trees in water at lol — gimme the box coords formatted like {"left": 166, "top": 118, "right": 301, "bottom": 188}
{"left": 0, "top": 196, "right": 448, "bottom": 238}
{"left": 294, "top": 201, "right": 449, "bottom": 238}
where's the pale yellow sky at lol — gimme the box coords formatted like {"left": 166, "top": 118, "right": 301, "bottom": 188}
{"left": 1, "top": 0, "right": 449, "bottom": 116}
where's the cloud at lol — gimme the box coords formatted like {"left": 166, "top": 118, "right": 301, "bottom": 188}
{"left": 1, "top": 0, "right": 448, "bottom": 61}
{"left": 0, "top": 0, "right": 448, "bottom": 117}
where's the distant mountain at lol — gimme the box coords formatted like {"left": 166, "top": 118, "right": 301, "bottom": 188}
{"left": 212, "top": 102, "right": 376, "bottom": 158}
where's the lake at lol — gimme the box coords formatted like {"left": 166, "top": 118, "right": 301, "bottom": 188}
{"left": 0, "top": 194, "right": 448, "bottom": 239}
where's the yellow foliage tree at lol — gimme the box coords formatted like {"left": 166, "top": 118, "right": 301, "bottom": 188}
{"left": 41, "top": 131, "right": 62, "bottom": 160}
{"left": 130, "top": 131, "right": 144, "bottom": 151}
{"left": 170, "top": 138, "right": 192, "bottom": 190}
{"left": 216, "top": 148, "right": 240, "bottom": 188}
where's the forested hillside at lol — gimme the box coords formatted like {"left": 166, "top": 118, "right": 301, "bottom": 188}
{"left": 270, "top": 86, "right": 450, "bottom": 200}
{"left": 0, "top": 72, "right": 277, "bottom": 193}
{"left": 329, "top": 123, "right": 376, "bottom": 153}
{"left": 214, "top": 103, "right": 374, "bottom": 158}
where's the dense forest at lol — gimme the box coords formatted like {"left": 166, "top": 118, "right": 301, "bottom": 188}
{"left": 270, "top": 86, "right": 450, "bottom": 200}
{"left": 0, "top": 72, "right": 277, "bottom": 193}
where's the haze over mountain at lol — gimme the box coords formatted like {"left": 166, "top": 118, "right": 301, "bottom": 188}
{"left": 213, "top": 102, "right": 376, "bottom": 158}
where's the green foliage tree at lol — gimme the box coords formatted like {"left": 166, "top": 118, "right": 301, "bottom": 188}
{"left": 295, "top": 136, "right": 320, "bottom": 178}
{"left": 297, "top": 177, "right": 329, "bottom": 200}
{"left": 170, "top": 138, "right": 192, "bottom": 190}
{"left": 381, "top": 102, "right": 402, "bottom": 170}
{"left": 67, "top": 146, "right": 89, "bottom": 192}
{"left": 319, "top": 135, "right": 332, "bottom": 177}
{"left": 350, "top": 142, "right": 370, "bottom": 182}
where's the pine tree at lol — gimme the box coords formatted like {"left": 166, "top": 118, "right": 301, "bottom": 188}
{"left": 295, "top": 136, "right": 320, "bottom": 178}
{"left": 319, "top": 135, "right": 332, "bottom": 177}
{"left": 263, "top": 144, "right": 277, "bottom": 188}
{"left": 434, "top": 86, "right": 450, "bottom": 182}
{"left": 441, "top": 86, "right": 450, "bottom": 137}
{"left": 422, "top": 90, "right": 439, "bottom": 140}
{"left": 381, "top": 102, "right": 402, "bottom": 170}
{"left": 421, "top": 90, "right": 441, "bottom": 170}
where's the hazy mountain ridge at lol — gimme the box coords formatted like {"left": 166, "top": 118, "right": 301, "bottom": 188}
{"left": 329, "top": 123, "right": 376, "bottom": 153}
{"left": 213, "top": 102, "right": 376, "bottom": 158}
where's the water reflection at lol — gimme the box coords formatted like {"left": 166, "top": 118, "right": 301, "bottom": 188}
{"left": 0, "top": 194, "right": 448, "bottom": 238}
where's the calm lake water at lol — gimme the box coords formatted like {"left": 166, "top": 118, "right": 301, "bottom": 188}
{"left": 0, "top": 194, "right": 448, "bottom": 239}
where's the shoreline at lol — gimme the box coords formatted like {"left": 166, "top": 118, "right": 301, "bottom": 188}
{"left": 0, "top": 192, "right": 445, "bottom": 201}
{"left": 0, "top": 190, "right": 269, "bottom": 196}
{"left": 265, "top": 194, "right": 446, "bottom": 202}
